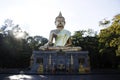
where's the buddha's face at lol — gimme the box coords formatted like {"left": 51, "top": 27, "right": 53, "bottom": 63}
{"left": 55, "top": 18, "right": 65, "bottom": 30}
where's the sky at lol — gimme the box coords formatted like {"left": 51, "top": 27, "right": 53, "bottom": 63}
{"left": 0, "top": 0, "right": 120, "bottom": 38}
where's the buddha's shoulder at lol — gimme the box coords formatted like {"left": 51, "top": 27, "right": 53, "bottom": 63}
{"left": 63, "top": 29, "right": 71, "bottom": 34}
{"left": 50, "top": 29, "right": 58, "bottom": 33}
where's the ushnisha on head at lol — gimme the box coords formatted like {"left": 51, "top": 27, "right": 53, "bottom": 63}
{"left": 55, "top": 12, "right": 65, "bottom": 30}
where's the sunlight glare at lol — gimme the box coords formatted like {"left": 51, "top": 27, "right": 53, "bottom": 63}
{"left": 8, "top": 74, "right": 33, "bottom": 80}
{"left": 15, "top": 32, "right": 25, "bottom": 39}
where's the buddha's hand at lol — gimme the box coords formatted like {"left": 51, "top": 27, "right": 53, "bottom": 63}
{"left": 48, "top": 42, "right": 54, "bottom": 46}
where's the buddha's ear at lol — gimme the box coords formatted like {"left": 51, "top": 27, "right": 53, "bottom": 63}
{"left": 64, "top": 21, "right": 66, "bottom": 24}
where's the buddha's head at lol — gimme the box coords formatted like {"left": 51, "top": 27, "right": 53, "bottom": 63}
{"left": 55, "top": 12, "right": 65, "bottom": 30}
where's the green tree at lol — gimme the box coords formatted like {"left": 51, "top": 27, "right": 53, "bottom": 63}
{"left": 71, "top": 30, "right": 86, "bottom": 46}
{"left": 99, "top": 14, "right": 120, "bottom": 56}
{"left": 99, "top": 18, "right": 110, "bottom": 27}
{"left": 0, "top": 19, "right": 32, "bottom": 68}
{"left": 27, "top": 36, "right": 48, "bottom": 50}
{"left": 72, "top": 29, "right": 100, "bottom": 68}
{"left": 99, "top": 14, "right": 120, "bottom": 68}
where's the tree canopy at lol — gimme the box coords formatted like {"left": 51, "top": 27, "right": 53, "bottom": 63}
{"left": 99, "top": 14, "right": 120, "bottom": 56}
{"left": 0, "top": 19, "right": 48, "bottom": 68}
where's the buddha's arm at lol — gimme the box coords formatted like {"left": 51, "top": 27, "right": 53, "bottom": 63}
{"left": 65, "top": 37, "right": 72, "bottom": 47}
{"left": 48, "top": 31, "right": 57, "bottom": 45}
{"left": 49, "top": 32, "right": 54, "bottom": 43}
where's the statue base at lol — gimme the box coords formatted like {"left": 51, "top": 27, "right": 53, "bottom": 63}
{"left": 30, "top": 49, "right": 90, "bottom": 74}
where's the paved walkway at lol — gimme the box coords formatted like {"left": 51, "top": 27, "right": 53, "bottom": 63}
{"left": 0, "top": 74, "right": 120, "bottom": 80}
{"left": 0, "top": 69, "right": 120, "bottom": 80}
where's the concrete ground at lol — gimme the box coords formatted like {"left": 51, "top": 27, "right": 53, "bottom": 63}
{"left": 0, "top": 69, "right": 120, "bottom": 80}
